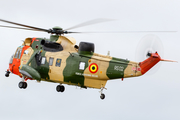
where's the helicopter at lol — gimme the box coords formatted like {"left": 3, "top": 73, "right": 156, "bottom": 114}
{"left": 0, "top": 19, "right": 176, "bottom": 100}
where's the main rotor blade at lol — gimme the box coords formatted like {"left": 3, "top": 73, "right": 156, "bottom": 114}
{"left": 64, "top": 18, "right": 115, "bottom": 31}
{"left": 65, "top": 31, "right": 82, "bottom": 34}
{"left": 64, "top": 31, "right": 177, "bottom": 34}
{"left": 0, "top": 25, "right": 41, "bottom": 31}
{"left": 0, "top": 19, "right": 49, "bottom": 32}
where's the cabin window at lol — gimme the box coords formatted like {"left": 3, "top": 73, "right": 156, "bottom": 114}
{"left": 79, "top": 62, "right": 85, "bottom": 70}
{"left": 49, "top": 57, "right": 54, "bottom": 66}
{"left": 41, "top": 57, "right": 46, "bottom": 65}
{"left": 56, "top": 58, "right": 62, "bottom": 67}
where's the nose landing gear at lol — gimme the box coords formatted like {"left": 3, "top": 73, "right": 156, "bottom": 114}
{"left": 5, "top": 70, "right": 10, "bottom": 77}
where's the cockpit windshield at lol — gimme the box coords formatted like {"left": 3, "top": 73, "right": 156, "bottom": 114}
{"left": 9, "top": 54, "right": 14, "bottom": 64}
{"left": 14, "top": 47, "right": 22, "bottom": 59}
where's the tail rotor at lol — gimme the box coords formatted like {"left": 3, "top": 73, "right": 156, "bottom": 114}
{"left": 135, "top": 34, "right": 164, "bottom": 75}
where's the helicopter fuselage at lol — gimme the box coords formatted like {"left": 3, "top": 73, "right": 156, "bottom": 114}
{"left": 8, "top": 35, "right": 152, "bottom": 89}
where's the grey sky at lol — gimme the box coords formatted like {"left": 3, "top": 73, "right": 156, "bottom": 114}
{"left": 0, "top": 0, "right": 179, "bottom": 120}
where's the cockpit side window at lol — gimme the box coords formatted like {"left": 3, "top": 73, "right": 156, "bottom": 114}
{"left": 24, "top": 50, "right": 29, "bottom": 54}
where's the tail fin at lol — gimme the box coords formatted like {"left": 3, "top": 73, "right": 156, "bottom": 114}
{"left": 139, "top": 52, "right": 177, "bottom": 75}
{"left": 139, "top": 52, "right": 161, "bottom": 75}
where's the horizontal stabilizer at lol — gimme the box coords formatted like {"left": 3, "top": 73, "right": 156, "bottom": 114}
{"left": 161, "top": 59, "right": 178, "bottom": 63}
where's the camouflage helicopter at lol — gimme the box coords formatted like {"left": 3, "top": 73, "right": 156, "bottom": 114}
{"left": 1, "top": 19, "right": 176, "bottom": 100}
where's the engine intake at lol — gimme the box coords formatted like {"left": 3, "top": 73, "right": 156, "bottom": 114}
{"left": 41, "top": 39, "right": 63, "bottom": 52}
{"left": 78, "top": 42, "right": 94, "bottom": 54}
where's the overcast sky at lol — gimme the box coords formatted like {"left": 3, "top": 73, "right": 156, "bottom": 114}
{"left": 0, "top": 0, "right": 180, "bottom": 120}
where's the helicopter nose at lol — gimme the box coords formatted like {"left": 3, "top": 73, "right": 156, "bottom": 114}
{"left": 8, "top": 54, "right": 14, "bottom": 72}
{"left": 8, "top": 54, "right": 21, "bottom": 76}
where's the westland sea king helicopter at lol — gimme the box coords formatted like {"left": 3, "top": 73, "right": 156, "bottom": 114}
{"left": 0, "top": 18, "right": 176, "bottom": 99}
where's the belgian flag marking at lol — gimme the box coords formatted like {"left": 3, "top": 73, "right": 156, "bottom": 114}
{"left": 89, "top": 63, "right": 98, "bottom": 74}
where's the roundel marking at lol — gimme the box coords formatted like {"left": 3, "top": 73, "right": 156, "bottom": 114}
{"left": 89, "top": 63, "right": 98, "bottom": 73}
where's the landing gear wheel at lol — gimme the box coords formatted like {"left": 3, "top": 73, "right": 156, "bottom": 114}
{"left": 5, "top": 71, "right": 10, "bottom": 77}
{"left": 18, "top": 82, "right": 27, "bottom": 89}
{"left": 23, "top": 82, "right": 27, "bottom": 89}
{"left": 100, "top": 93, "right": 105, "bottom": 100}
{"left": 56, "top": 85, "right": 65, "bottom": 92}
{"left": 19, "top": 82, "right": 24, "bottom": 88}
